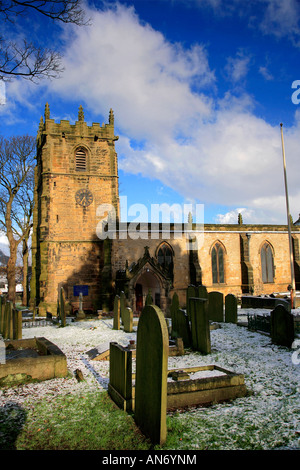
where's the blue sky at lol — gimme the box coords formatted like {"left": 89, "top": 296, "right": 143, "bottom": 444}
{"left": 1, "top": 0, "right": 300, "bottom": 225}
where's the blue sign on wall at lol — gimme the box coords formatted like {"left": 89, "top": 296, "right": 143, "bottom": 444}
{"left": 73, "top": 285, "right": 89, "bottom": 297}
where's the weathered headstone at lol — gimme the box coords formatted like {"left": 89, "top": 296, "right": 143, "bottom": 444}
{"left": 77, "top": 292, "right": 86, "bottom": 320}
{"left": 123, "top": 307, "right": 133, "bottom": 333}
{"left": 198, "top": 285, "right": 208, "bottom": 300}
{"left": 12, "top": 308, "right": 22, "bottom": 340}
{"left": 225, "top": 294, "right": 238, "bottom": 323}
{"left": 32, "top": 297, "right": 37, "bottom": 320}
{"left": 59, "top": 287, "right": 66, "bottom": 327}
{"left": 2, "top": 301, "right": 7, "bottom": 339}
{"left": 189, "top": 297, "right": 211, "bottom": 354}
{"left": 108, "top": 342, "right": 133, "bottom": 411}
{"left": 120, "top": 291, "right": 127, "bottom": 323}
{"left": 186, "top": 285, "right": 197, "bottom": 320}
{"left": 135, "top": 304, "right": 168, "bottom": 446}
{"left": 0, "top": 295, "right": 4, "bottom": 335}
{"left": 113, "top": 295, "right": 121, "bottom": 330}
{"left": 145, "top": 290, "right": 153, "bottom": 306}
{"left": 170, "top": 292, "right": 179, "bottom": 337}
{"left": 176, "top": 309, "right": 192, "bottom": 347}
{"left": 270, "top": 304, "right": 294, "bottom": 348}
{"left": 208, "top": 291, "right": 224, "bottom": 322}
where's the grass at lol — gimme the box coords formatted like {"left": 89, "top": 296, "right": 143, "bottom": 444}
{"left": 1, "top": 387, "right": 298, "bottom": 450}
{"left": 0, "top": 391, "right": 155, "bottom": 450}
{"left": 0, "top": 390, "right": 189, "bottom": 450}
{"left": 1, "top": 381, "right": 299, "bottom": 451}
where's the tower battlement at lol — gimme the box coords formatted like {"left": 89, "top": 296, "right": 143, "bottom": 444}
{"left": 37, "top": 103, "right": 118, "bottom": 143}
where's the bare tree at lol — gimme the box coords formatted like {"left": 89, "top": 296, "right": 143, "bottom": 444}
{"left": 0, "top": 135, "right": 36, "bottom": 303}
{"left": 0, "top": 0, "right": 88, "bottom": 82}
{"left": 12, "top": 164, "right": 34, "bottom": 305}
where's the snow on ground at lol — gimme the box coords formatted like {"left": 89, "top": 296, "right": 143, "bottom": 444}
{"left": 0, "top": 309, "right": 299, "bottom": 449}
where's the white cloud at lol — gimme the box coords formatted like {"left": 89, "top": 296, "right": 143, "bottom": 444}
{"left": 187, "top": 0, "right": 300, "bottom": 45}
{"left": 45, "top": 3, "right": 300, "bottom": 224}
{"left": 258, "top": 65, "right": 274, "bottom": 81}
{"left": 225, "top": 50, "right": 251, "bottom": 82}
{"left": 52, "top": 3, "right": 214, "bottom": 140}
{"left": 215, "top": 208, "right": 255, "bottom": 224}
{"left": 259, "top": 0, "right": 300, "bottom": 44}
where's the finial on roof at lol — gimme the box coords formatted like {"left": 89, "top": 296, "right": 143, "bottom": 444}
{"left": 109, "top": 108, "right": 114, "bottom": 125}
{"left": 45, "top": 102, "right": 50, "bottom": 120}
{"left": 38, "top": 116, "right": 44, "bottom": 132}
{"left": 78, "top": 105, "right": 84, "bottom": 121}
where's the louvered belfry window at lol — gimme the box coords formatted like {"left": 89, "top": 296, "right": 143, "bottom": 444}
{"left": 75, "top": 147, "right": 87, "bottom": 171}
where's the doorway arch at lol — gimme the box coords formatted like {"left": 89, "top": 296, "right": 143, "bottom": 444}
{"left": 135, "top": 269, "right": 161, "bottom": 313}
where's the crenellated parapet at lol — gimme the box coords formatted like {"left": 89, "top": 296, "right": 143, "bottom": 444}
{"left": 37, "top": 103, "right": 119, "bottom": 145}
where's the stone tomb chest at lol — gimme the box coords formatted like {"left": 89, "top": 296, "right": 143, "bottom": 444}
{"left": 0, "top": 337, "right": 68, "bottom": 386}
{"left": 108, "top": 342, "right": 247, "bottom": 411}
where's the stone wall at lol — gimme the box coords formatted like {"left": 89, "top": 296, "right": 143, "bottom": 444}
{"left": 30, "top": 105, "right": 300, "bottom": 316}
{"left": 111, "top": 224, "right": 300, "bottom": 310}
{"left": 30, "top": 105, "right": 119, "bottom": 315}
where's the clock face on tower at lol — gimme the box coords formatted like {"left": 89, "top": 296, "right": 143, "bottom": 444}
{"left": 75, "top": 188, "right": 93, "bottom": 207}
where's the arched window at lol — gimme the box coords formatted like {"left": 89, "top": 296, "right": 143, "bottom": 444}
{"left": 211, "top": 242, "right": 225, "bottom": 284}
{"left": 157, "top": 243, "right": 173, "bottom": 280}
{"left": 75, "top": 147, "right": 87, "bottom": 171}
{"left": 261, "top": 243, "right": 274, "bottom": 283}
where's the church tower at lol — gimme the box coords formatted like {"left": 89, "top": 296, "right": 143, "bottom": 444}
{"left": 30, "top": 104, "right": 119, "bottom": 316}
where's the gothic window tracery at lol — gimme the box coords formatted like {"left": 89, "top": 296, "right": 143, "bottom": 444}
{"left": 157, "top": 242, "right": 174, "bottom": 281}
{"left": 261, "top": 242, "right": 274, "bottom": 283}
{"left": 211, "top": 242, "right": 225, "bottom": 284}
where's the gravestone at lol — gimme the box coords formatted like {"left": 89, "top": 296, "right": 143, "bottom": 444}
{"left": 208, "top": 291, "right": 224, "bottom": 322}
{"left": 198, "top": 285, "right": 208, "bottom": 300}
{"left": 170, "top": 292, "right": 179, "bottom": 338}
{"left": 189, "top": 297, "right": 211, "bottom": 354}
{"left": 145, "top": 290, "right": 153, "bottom": 306}
{"left": 135, "top": 304, "right": 168, "bottom": 446}
{"left": 225, "top": 294, "right": 238, "bottom": 323}
{"left": 2, "top": 301, "right": 7, "bottom": 339}
{"left": 59, "top": 287, "right": 66, "bottom": 327}
{"left": 108, "top": 342, "right": 132, "bottom": 411}
{"left": 0, "top": 296, "right": 4, "bottom": 334}
{"left": 77, "top": 292, "right": 86, "bottom": 320}
{"left": 113, "top": 295, "right": 121, "bottom": 330}
{"left": 175, "top": 309, "right": 192, "bottom": 347}
{"left": 120, "top": 291, "right": 127, "bottom": 323}
{"left": 123, "top": 307, "right": 133, "bottom": 333}
{"left": 12, "top": 308, "right": 22, "bottom": 340}
{"left": 270, "top": 304, "right": 294, "bottom": 348}
{"left": 186, "top": 285, "right": 197, "bottom": 320}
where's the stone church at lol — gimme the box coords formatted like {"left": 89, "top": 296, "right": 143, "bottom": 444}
{"left": 30, "top": 105, "right": 300, "bottom": 317}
